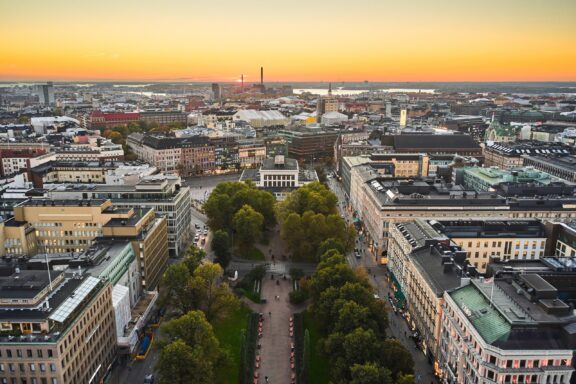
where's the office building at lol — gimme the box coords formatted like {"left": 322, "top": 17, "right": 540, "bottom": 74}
{"left": 455, "top": 166, "right": 575, "bottom": 194}
{"left": 381, "top": 134, "right": 483, "bottom": 159}
{"left": 45, "top": 176, "right": 192, "bottom": 257}
{"left": 348, "top": 172, "right": 576, "bottom": 262}
{"left": 34, "top": 82, "right": 55, "bottom": 105}
{"left": 483, "top": 141, "right": 571, "bottom": 170}
{"left": 522, "top": 155, "right": 576, "bottom": 183}
{"left": 0, "top": 270, "right": 116, "bottom": 384}
{"left": 277, "top": 128, "right": 339, "bottom": 160}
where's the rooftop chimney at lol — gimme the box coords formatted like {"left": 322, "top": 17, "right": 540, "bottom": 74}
{"left": 261, "top": 67, "right": 264, "bottom": 87}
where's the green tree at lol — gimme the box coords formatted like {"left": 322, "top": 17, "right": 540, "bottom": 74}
{"left": 204, "top": 181, "right": 275, "bottom": 233}
{"left": 350, "top": 363, "right": 393, "bottom": 384}
{"left": 161, "top": 311, "right": 222, "bottom": 361}
{"left": 211, "top": 230, "right": 231, "bottom": 269}
{"left": 160, "top": 263, "right": 193, "bottom": 313}
{"left": 317, "top": 238, "right": 345, "bottom": 257}
{"left": 232, "top": 205, "right": 263, "bottom": 251}
{"left": 380, "top": 339, "right": 415, "bottom": 379}
{"left": 182, "top": 245, "right": 205, "bottom": 273}
{"left": 396, "top": 374, "right": 416, "bottom": 384}
{"left": 315, "top": 165, "right": 328, "bottom": 185}
{"left": 189, "top": 262, "right": 238, "bottom": 322}
{"left": 157, "top": 339, "right": 214, "bottom": 384}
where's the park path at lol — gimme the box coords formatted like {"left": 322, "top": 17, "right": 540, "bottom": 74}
{"left": 256, "top": 276, "right": 294, "bottom": 384}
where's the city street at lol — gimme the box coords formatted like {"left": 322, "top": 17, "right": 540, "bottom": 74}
{"left": 327, "top": 175, "right": 437, "bottom": 384}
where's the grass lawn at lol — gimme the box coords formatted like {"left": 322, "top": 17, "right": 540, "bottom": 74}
{"left": 238, "top": 246, "right": 265, "bottom": 261}
{"left": 213, "top": 305, "right": 252, "bottom": 384}
{"left": 303, "top": 311, "right": 330, "bottom": 384}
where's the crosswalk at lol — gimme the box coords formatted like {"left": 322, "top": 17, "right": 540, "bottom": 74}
{"left": 266, "top": 263, "right": 287, "bottom": 274}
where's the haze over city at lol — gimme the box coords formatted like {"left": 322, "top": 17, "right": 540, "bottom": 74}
{"left": 2, "top": 0, "right": 576, "bottom": 82}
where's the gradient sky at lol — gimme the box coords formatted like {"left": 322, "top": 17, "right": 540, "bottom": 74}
{"left": 1, "top": 0, "right": 575, "bottom": 82}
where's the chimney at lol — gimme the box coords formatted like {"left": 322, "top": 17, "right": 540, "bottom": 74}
{"left": 260, "top": 67, "right": 264, "bottom": 87}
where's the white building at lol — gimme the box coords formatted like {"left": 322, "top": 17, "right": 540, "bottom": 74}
{"left": 232, "top": 110, "right": 289, "bottom": 128}
{"left": 30, "top": 116, "right": 79, "bottom": 134}
{"left": 321, "top": 111, "right": 348, "bottom": 126}
{"left": 240, "top": 155, "right": 318, "bottom": 200}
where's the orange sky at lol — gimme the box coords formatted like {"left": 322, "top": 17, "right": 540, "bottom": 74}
{"left": 1, "top": 0, "right": 575, "bottom": 82}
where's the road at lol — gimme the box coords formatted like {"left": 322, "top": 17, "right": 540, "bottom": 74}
{"left": 327, "top": 175, "right": 437, "bottom": 384}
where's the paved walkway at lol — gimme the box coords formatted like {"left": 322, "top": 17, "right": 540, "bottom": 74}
{"left": 256, "top": 277, "right": 294, "bottom": 384}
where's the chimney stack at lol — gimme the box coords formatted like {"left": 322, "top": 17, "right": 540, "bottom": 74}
{"left": 261, "top": 67, "right": 264, "bottom": 86}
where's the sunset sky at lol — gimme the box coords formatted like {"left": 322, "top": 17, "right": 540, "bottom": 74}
{"left": 1, "top": 0, "right": 575, "bottom": 82}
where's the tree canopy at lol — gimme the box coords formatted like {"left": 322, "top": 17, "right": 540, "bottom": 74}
{"left": 157, "top": 311, "right": 229, "bottom": 384}
{"left": 204, "top": 181, "right": 275, "bottom": 233}
{"left": 232, "top": 205, "right": 264, "bottom": 251}
{"left": 161, "top": 249, "right": 238, "bottom": 321}
{"left": 306, "top": 249, "right": 413, "bottom": 383}
{"left": 279, "top": 183, "right": 355, "bottom": 262}
{"left": 211, "top": 229, "right": 231, "bottom": 270}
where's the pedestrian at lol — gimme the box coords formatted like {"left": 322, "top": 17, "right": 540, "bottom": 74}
{"left": 269, "top": 311, "right": 271, "bottom": 318}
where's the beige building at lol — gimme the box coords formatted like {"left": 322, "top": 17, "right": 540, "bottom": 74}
{"left": 0, "top": 271, "right": 116, "bottom": 384}
{"left": 102, "top": 208, "right": 169, "bottom": 290}
{"left": 436, "top": 220, "right": 547, "bottom": 273}
{"left": 13, "top": 199, "right": 125, "bottom": 254}
{"left": 349, "top": 170, "right": 576, "bottom": 263}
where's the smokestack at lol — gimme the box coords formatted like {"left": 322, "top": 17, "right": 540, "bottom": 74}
{"left": 241, "top": 74, "right": 244, "bottom": 90}
{"left": 261, "top": 67, "right": 264, "bottom": 86}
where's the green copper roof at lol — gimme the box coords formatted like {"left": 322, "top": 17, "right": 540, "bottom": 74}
{"left": 450, "top": 284, "right": 511, "bottom": 344}
{"left": 485, "top": 120, "right": 518, "bottom": 139}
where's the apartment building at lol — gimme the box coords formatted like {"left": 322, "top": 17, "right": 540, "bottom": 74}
{"left": 0, "top": 149, "right": 52, "bottom": 177}
{"left": 0, "top": 270, "right": 116, "bottom": 384}
{"left": 439, "top": 278, "right": 575, "bottom": 384}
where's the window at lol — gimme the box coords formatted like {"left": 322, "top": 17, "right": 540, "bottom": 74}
{"left": 49, "top": 363, "right": 56, "bottom": 372}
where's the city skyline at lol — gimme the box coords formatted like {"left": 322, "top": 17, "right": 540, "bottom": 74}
{"left": 1, "top": 0, "right": 576, "bottom": 82}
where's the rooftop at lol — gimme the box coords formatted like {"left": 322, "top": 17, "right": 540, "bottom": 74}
{"left": 430, "top": 219, "right": 546, "bottom": 239}
{"left": 0, "top": 270, "right": 63, "bottom": 299}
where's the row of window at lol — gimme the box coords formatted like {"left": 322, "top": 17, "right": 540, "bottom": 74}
{"left": 0, "top": 378, "right": 58, "bottom": 384}
{"left": 0, "top": 349, "right": 53, "bottom": 359}
{"left": 0, "top": 362, "right": 56, "bottom": 373}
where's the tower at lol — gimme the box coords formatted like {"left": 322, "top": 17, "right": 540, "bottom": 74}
{"left": 400, "top": 108, "right": 407, "bottom": 128}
